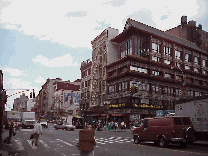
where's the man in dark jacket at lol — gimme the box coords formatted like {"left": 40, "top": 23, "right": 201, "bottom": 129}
{"left": 9, "top": 121, "right": 14, "bottom": 143}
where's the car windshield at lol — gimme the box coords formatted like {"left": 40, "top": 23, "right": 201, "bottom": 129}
{"left": 40, "top": 119, "right": 46, "bottom": 122}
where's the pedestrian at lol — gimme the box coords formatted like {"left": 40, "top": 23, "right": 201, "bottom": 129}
{"left": 9, "top": 121, "right": 14, "bottom": 143}
{"left": 32, "top": 120, "right": 42, "bottom": 146}
{"left": 77, "top": 125, "right": 96, "bottom": 156}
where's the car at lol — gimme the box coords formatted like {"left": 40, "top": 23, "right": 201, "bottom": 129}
{"left": 39, "top": 119, "right": 48, "bottom": 128}
{"left": 132, "top": 116, "right": 196, "bottom": 148}
{"left": 53, "top": 122, "right": 75, "bottom": 131}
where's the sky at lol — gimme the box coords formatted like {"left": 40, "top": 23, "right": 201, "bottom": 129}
{"left": 0, "top": 0, "right": 208, "bottom": 111}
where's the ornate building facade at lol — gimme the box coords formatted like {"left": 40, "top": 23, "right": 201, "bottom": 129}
{"left": 105, "top": 18, "right": 208, "bottom": 128}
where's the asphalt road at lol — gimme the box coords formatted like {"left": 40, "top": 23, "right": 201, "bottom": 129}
{"left": 5, "top": 123, "right": 208, "bottom": 156}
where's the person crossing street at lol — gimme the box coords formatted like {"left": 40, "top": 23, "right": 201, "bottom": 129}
{"left": 32, "top": 120, "right": 42, "bottom": 146}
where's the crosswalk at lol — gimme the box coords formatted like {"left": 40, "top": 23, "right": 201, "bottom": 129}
{"left": 13, "top": 136, "right": 133, "bottom": 152}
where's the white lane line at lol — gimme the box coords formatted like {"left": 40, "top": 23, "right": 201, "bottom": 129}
{"left": 14, "top": 140, "right": 24, "bottom": 151}
{"left": 56, "top": 139, "right": 74, "bottom": 147}
{"left": 39, "top": 140, "right": 50, "bottom": 149}
{"left": 27, "top": 140, "right": 37, "bottom": 150}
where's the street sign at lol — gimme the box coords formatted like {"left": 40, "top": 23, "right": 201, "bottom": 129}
{"left": 156, "top": 110, "right": 163, "bottom": 117}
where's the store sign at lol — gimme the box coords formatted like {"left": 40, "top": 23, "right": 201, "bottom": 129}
{"left": 109, "top": 103, "right": 126, "bottom": 108}
{"left": 133, "top": 103, "right": 163, "bottom": 109}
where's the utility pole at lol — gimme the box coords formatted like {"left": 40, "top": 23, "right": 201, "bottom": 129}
{"left": 0, "top": 70, "right": 7, "bottom": 148}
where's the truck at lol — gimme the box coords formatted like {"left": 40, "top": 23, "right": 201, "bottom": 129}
{"left": 21, "top": 112, "right": 36, "bottom": 129}
{"left": 7, "top": 111, "right": 22, "bottom": 129}
{"left": 175, "top": 98, "right": 208, "bottom": 140}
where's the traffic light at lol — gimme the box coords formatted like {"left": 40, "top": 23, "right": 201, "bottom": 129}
{"left": 135, "top": 87, "right": 138, "bottom": 93}
{"left": 30, "top": 92, "right": 32, "bottom": 98}
{"left": 179, "top": 90, "right": 182, "bottom": 98}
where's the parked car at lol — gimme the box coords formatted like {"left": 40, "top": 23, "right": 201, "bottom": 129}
{"left": 40, "top": 119, "right": 48, "bottom": 128}
{"left": 132, "top": 116, "right": 196, "bottom": 148}
{"left": 53, "top": 122, "right": 75, "bottom": 131}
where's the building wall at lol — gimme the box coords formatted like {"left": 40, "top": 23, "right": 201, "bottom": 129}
{"left": 91, "top": 28, "right": 119, "bottom": 106}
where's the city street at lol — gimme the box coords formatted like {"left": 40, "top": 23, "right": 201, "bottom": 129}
{"left": 1, "top": 123, "right": 208, "bottom": 156}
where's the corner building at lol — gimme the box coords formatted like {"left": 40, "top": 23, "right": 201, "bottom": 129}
{"left": 105, "top": 18, "right": 208, "bottom": 128}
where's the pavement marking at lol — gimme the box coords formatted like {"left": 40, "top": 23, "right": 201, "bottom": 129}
{"left": 27, "top": 140, "right": 37, "bottom": 150}
{"left": 39, "top": 140, "right": 50, "bottom": 149}
{"left": 20, "top": 129, "right": 33, "bottom": 131}
{"left": 14, "top": 140, "right": 24, "bottom": 151}
{"left": 56, "top": 139, "right": 74, "bottom": 147}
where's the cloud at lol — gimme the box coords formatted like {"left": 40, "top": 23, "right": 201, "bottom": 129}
{"left": 3, "top": 67, "right": 27, "bottom": 76}
{"left": 66, "top": 11, "right": 88, "bottom": 17}
{"left": 160, "top": 15, "right": 169, "bottom": 20}
{"left": 5, "top": 78, "right": 32, "bottom": 91}
{"left": 94, "top": 20, "right": 111, "bottom": 30}
{"left": 32, "top": 54, "right": 79, "bottom": 67}
{"left": 35, "top": 76, "right": 45, "bottom": 84}
{"left": 0, "top": 0, "right": 207, "bottom": 50}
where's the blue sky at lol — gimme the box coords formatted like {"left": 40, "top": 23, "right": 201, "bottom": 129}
{"left": 0, "top": 0, "right": 207, "bottom": 110}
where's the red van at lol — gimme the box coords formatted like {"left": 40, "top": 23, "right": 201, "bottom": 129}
{"left": 132, "top": 116, "right": 195, "bottom": 147}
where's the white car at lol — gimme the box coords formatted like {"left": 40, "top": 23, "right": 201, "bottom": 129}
{"left": 54, "top": 122, "right": 75, "bottom": 131}
{"left": 40, "top": 119, "right": 48, "bottom": 128}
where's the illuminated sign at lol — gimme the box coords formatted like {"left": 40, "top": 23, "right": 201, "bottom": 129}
{"left": 109, "top": 103, "right": 126, "bottom": 108}
{"left": 133, "top": 103, "right": 163, "bottom": 109}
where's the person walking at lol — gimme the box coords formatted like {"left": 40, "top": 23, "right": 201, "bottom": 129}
{"left": 32, "top": 120, "right": 42, "bottom": 146}
{"left": 9, "top": 121, "right": 14, "bottom": 143}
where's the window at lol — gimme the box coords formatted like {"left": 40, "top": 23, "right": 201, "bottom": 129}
{"left": 195, "top": 79, "right": 201, "bottom": 85}
{"left": 203, "top": 70, "right": 208, "bottom": 75}
{"left": 138, "top": 67, "right": 148, "bottom": 73}
{"left": 182, "top": 118, "right": 191, "bottom": 125}
{"left": 164, "top": 59, "right": 171, "bottom": 65}
{"left": 121, "top": 40, "right": 132, "bottom": 58}
{"left": 165, "top": 73, "right": 172, "bottom": 78}
{"left": 152, "top": 70, "right": 160, "bottom": 76}
{"left": 136, "top": 39, "right": 149, "bottom": 58}
{"left": 152, "top": 42, "right": 160, "bottom": 53}
{"left": 174, "top": 118, "right": 182, "bottom": 125}
{"left": 202, "top": 59, "right": 207, "bottom": 67}
{"left": 175, "top": 50, "right": 181, "bottom": 59}
{"left": 194, "top": 56, "right": 199, "bottom": 65}
{"left": 164, "top": 46, "right": 171, "bottom": 56}
{"left": 109, "top": 85, "right": 116, "bottom": 94}
{"left": 152, "top": 56, "right": 160, "bottom": 62}
{"left": 195, "top": 91, "right": 199, "bottom": 97}
{"left": 175, "top": 62, "right": 181, "bottom": 68}
{"left": 194, "top": 68, "right": 199, "bottom": 72}
{"left": 185, "top": 65, "right": 191, "bottom": 70}
{"left": 185, "top": 54, "right": 191, "bottom": 62}
{"left": 188, "top": 90, "right": 193, "bottom": 97}
{"left": 152, "top": 85, "right": 162, "bottom": 95}
{"left": 119, "top": 81, "right": 127, "bottom": 92}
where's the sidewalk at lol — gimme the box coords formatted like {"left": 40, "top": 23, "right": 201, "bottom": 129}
{"left": 0, "top": 130, "right": 19, "bottom": 156}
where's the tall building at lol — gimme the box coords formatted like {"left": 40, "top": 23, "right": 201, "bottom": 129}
{"left": 53, "top": 79, "right": 81, "bottom": 117}
{"left": 13, "top": 93, "right": 29, "bottom": 112}
{"left": 79, "top": 59, "right": 92, "bottom": 111}
{"left": 80, "top": 17, "right": 208, "bottom": 128}
{"left": 90, "top": 27, "right": 119, "bottom": 107}
{"left": 105, "top": 18, "right": 208, "bottom": 128}
{"left": 166, "top": 16, "right": 208, "bottom": 52}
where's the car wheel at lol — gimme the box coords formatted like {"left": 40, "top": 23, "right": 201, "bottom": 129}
{"left": 158, "top": 136, "right": 166, "bottom": 148}
{"left": 134, "top": 136, "right": 140, "bottom": 144}
{"left": 55, "top": 126, "right": 58, "bottom": 130}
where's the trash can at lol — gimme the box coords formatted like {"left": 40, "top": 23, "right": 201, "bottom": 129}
{"left": 108, "top": 125, "right": 111, "bottom": 130}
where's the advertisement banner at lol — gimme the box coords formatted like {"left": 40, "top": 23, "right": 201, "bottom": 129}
{"left": 64, "top": 93, "right": 80, "bottom": 108}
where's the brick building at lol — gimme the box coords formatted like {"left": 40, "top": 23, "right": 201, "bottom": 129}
{"left": 79, "top": 17, "right": 208, "bottom": 128}
{"left": 105, "top": 18, "right": 208, "bottom": 128}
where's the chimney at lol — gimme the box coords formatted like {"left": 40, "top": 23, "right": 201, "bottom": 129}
{"left": 181, "top": 16, "right": 187, "bottom": 27}
{"left": 198, "top": 24, "right": 202, "bottom": 30}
